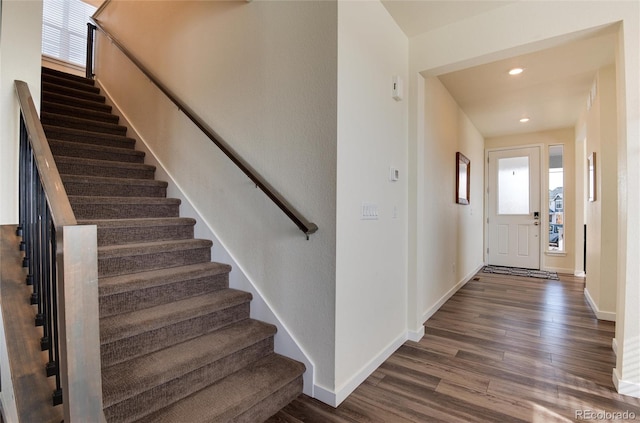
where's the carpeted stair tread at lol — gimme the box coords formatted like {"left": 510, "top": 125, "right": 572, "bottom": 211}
{"left": 98, "top": 238, "right": 212, "bottom": 258}
{"left": 42, "top": 72, "right": 100, "bottom": 93}
{"left": 98, "top": 262, "right": 231, "bottom": 318}
{"left": 61, "top": 174, "right": 167, "bottom": 198}
{"left": 41, "top": 111, "right": 127, "bottom": 136}
{"left": 42, "top": 90, "right": 112, "bottom": 112}
{"left": 48, "top": 139, "right": 144, "bottom": 163}
{"left": 69, "top": 196, "right": 181, "bottom": 219}
{"left": 54, "top": 155, "right": 156, "bottom": 180}
{"left": 100, "top": 288, "right": 251, "bottom": 344}
{"left": 42, "top": 66, "right": 94, "bottom": 85}
{"left": 98, "top": 238, "right": 213, "bottom": 277}
{"left": 81, "top": 217, "right": 195, "bottom": 246}
{"left": 42, "top": 101, "right": 119, "bottom": 124}
{"left": 102, "top": 319, "right": 276, "bottom": 407}
{"left": 43, "top": 125, "right": 136, "bottom": 149}
{"left": 43, "top": 81, "right": 106, "bottom": 102}
{"left": 99, "top": 261, "right": 229, "bottom": 296}
{"left": 135, "top": 354, "right": 305, "bottom": 423}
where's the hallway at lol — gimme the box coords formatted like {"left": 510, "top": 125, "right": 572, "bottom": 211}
{"left": 270, "top": 272, "right": 640, "bottom": 422}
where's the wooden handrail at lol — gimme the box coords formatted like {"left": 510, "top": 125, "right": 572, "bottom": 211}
{"left": 15, "top": 81, "right": 76, "bottom": 228}
{"left": 87, "top": 19, "right": 318, "bottom": 238}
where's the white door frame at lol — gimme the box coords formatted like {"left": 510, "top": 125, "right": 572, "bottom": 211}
{"left": 484, "top": 144, "right": 545, "bottom": 268}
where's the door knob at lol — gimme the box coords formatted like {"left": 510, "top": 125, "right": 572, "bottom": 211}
{"left": 534, "top": 221, "right": 540, "bottom": 226}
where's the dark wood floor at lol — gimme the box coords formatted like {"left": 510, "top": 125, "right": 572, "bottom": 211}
{"left": 268, "top": 272, "right": 640, "bottom": 422}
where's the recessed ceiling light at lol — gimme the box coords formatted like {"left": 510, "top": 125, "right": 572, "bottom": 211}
{"left": 519, "top": 117, "right": 530, "bottom": 123}
{"left": 509, "top": 68, "right": 524, "bottom": 76}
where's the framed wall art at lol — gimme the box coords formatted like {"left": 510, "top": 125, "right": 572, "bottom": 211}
{"left": 456, "top": 152, "right": 470, "bottom": 205}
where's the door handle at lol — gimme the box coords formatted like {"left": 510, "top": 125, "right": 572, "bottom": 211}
{"left": 533, "top": 221, "right": 540, "bottom": 226}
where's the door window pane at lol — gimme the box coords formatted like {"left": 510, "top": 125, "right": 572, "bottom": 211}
{"left": 498, "top": 156, "right": 530, "bottom": 215}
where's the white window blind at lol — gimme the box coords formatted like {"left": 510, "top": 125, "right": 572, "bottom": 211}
{"left": 42, "top": 0, "right": 97, "bottom": 66}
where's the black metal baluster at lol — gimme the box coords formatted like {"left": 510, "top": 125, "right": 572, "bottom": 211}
{"left": 34, "top": 170, "right": 45, "bottom": 328}
{"left": 41, "top": 187, "right": 51, "bottom": 355}
{"left": 17, "top": 116, "right": 26, "bottom": 240}
{"left": 49, "top": 219, "right": 63, "bottom": 407}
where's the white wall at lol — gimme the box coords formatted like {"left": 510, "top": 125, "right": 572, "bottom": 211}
{"left": 408, "top": 0, "right": 640, "bottom": 398}
{"left": 580, "top": 65, "right": 618, "bottom": 320}
{"left": 416, "top": 76, "right": 484, "bottom": 326}
{"left": 485, "top": 128, "right": 576, "bottom": 274}
{"left": 333, "top": 0, "right": 408, "bottom": 405}
{"left": 95, "top": 0, "right": 338, "bottom": 391}
{"left": 0, "top": 0, "right": 43, "bottom": 224}
{"left": 0, "top": 1, "right": 43, "bottom": 419}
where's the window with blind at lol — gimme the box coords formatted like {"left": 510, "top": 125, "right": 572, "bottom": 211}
{"left": 42, "top": 0, "right": 97, "bottom": 66}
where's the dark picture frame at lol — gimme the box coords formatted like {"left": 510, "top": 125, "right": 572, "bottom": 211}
{"left": 456, "top": 152, "right": 470, "bottom": 205}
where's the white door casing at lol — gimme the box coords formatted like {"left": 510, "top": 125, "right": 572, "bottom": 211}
{"left": 487, "top": 146, "right": 541, "bottom": 269}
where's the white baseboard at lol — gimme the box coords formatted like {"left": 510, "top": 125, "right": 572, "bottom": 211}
{"left": 613, "top": 368, "right": 640, "bottom": 398}
{"left": 422, "top": 263, "right": 483, "bottom": 323}
{"left": 584, "top": 288, "right": 616, "bottom": 321}
{"left": 574, "top": 271, "right": 586, "bottom": 277}
{"left": 407, "top": 325, "right": 425, "bottom": 342}
{"left": 97, "top": 80, "right": 316, "bottom": 395}
{"left": 543, "top": 266, "right": 574, "bottom": 274}
{"left": 317, "top": 331, "right": 408, "bottom": 407}
{"left": 612, "top": 338, "right": 618, "bottom": 356}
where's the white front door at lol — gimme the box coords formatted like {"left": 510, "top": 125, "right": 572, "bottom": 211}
{"left": 487, "top": 146, "right": 541, "bottom": 269}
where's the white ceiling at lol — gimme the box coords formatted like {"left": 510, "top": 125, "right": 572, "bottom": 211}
{"left": 381, "top": 1, "right": 617, "bottom": 138}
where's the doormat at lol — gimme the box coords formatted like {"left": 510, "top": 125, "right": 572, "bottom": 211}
{"left": 481, "top": 265, "right": 559, "bottom": 280}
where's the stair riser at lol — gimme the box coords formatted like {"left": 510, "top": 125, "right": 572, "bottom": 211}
{"left": 43, "top": 83, "right": 105, "bottom": 102}
{"left": 100, "top": 272, "right": 227, "bottom": 317}
{"left": 104, "top": 338, "right": 274, "bottom": 423}
{"left": 44, "top": 128, "right": 135, "bottom": 150}
{"left": 70, "top": 203, "right": 180, "bottom": 220}
{"left": 42, "top": 74, "right": 99, "bottom": 93}
{"left": 42, "top": 92, "right": 112, "bottom": 113}
{"left": 99, "top": 246, "right": 211, "bottom": 277}
{"left": 96, "top": 224, "right": 193, "bottom": 247}
{"left": 62, "top": 181, "right": 166, "bottom": 198}
{"left": 56, "top": 161, "right": 155, "bottom": 180}
{"left": 101, "top": 303, "right": 250, "bottom": 367}
{"left": 42, "top": 115, "right": 127, "bottom": 136}
{"left": 49, "top": 141, "right": 144, "bottom": 163}
{"left": 42, "top": 102, "right": 119, "bottom": 124}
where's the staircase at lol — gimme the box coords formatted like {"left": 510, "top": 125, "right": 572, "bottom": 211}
{"left": 40, "top": 66, "right": 305, "bottom": 423}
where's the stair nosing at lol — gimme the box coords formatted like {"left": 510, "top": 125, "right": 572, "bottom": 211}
{"left": 68, "top": 196, "right": 181, "bottom": 204}
{"left": 61, "top": 174, "right": 167, "bottom": 187}
{"left": 54, "top": 156, "right": 156, "bottom": 172}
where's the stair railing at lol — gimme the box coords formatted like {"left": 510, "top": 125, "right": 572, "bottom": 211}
{"left": 86, "top": 19, "right": 318, "bottom": 239}
{"left": 15, "top": 80, "right": 105, "bottom": 423}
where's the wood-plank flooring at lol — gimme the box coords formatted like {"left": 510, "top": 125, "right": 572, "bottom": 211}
{"left": 268, "top": 272, "right": 640, "bottom": 422}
